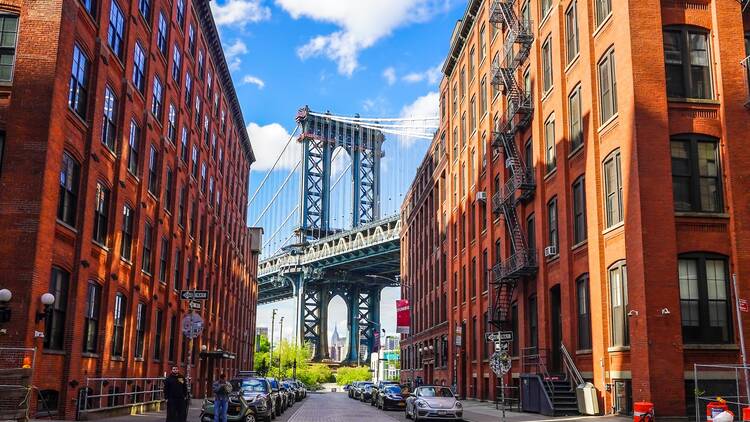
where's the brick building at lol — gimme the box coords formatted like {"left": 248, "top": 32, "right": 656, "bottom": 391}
{"left": 0, "top": 0, "right": 259, "bottom": 418}
{"left": 400, "top": 0, "right": 750, "bottom": 417}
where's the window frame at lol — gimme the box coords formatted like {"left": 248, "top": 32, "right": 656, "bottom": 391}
{"left": 598, "top": 49, "right": 618, "bottom": 123}
{"left": 134, "top": 302, "right": 146, "bottom": 359}
{"left": 57, "top": 152, "right": 80, "bottom": 227}
{"left": 663, "top": 26, "right": 713, "bottom": 100}
{"left": 542, "top": 36, "right": 553, "bottom": 94}
{"left": 44, "top": 267, "right": 69, "bottom": 350}
{"left": 93, "top": 182, "right": 110, "bottom": 246}
{"left": 576, "top": 274, "right": 592, "bottom": 350}
{"left": 565, "top": 0, "right": 579, "bottom": 64}
{"left": 609, "top": 261, "right": 629, "bottom": 347}
{"left": 156, "top": 11, "right": 168, "bottom": 56}
{"left": 595, "top": 0, "right": 612, "bottom": 28}
{"left": 68, "top": 44, "right": 90, "bottom": 119}
{"left": 111, "top": 292, "right": 127, "bottom": 357}
{"left": 670, "top": 134, "right": 723, "bottom": 213}
{"left": 0, "top": 14, "right": 19, "bottom": 82}
{"left": 544, "top": 114, "right": 556, "bottom": 174}
{"left": 101, "top": 85, "right": 118, "bottom": 151}
{"left": 120, "top": 204, "right": 134, "bottom": 261}
{"left": 603, "top": 149, "right": 623, "bottom": 228}
{"left": 83, "top": 282, "right": 101, "bottom": 354}
{"left": 572, "top": 175, "right": 587, "bottom": 244}
{"left": 679, "top": 253, "right": 733, "bottom": 344}
{"left": 133, "top": 42, "right": 147, "bottom": 94}
{"left": 107, "top": 2, "right": 125, "bottom": 60}
{"left": 568, "top": 85, "right": 582, "bottom": 151}
{"left": 547, "top": 197, "right": 558, "bottom": 251}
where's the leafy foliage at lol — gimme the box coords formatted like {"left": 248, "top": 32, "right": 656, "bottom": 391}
{"left": 335, "top": 366, "right": 372, "bottom": 386}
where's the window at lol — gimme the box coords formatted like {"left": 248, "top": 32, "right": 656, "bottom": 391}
{"left": 111, "top": 293, "right": 126, "bottom": 357}
{"left": 511, "top": 303, "right": 519, "bottom": 356}
{"left": 452, "top": 83, "right": 458, "bottom": 114}
{"left": 127, "top": 120, "right": 140, "bottom": 174}
{"left": 164, "top": 167, "right": 173, "bottom": 212}
{"left": 480, "top": 76, "right": 487, "bottom": 117}
{"left": 120, "top": 205, "right": 134, "bottom": 260}
{"left": 68, "top": 45, "right": 89, "bottom": 119}
{"left": 663, "top": 27, "right": 712, "bottom": 99}
{"left": 159, "top": 237, "right": 169, "bottom": 283}
{"left": 671, "top": 135, "right": 722, "bottom": 213}
{"left": 565, "top": 1, "right": 579, "bottom": 64}
{"left": 176, "top": 0, "right": 185, "bottom": 27}
{"left": 470, "top": 95, "right": 476, "bottom": 133}
{"left": 576, "top": 275, "right": 592, "bottom": 349}
{"left": 148, "top": 145, "right": 158, "bottom": 195}
{"left": 172, "top": 45, "right": 181, "bottom": 82}
{"left": 154, "top": 309, "right": 163, "bottom": 359}
{"left": 541, "top": 0, "right": 552, "bottom": 19}
{"left": 598, "top": 49, "right": 618, "bottom": 122}
{"left": 544, "top": 115, "right": 556, "bottom": 173}
{"left": 156, "top": 12, "right": 168, "bottom": 55}
{"left": 188, "top": 24, "right": 196, "bottom": 55}
{"left": 470, "top": 257, "right": 477, "bottom": 298}
{"left": 57, "top": 152, "right": 79, "bottom": 226}
{"left": 525, "top": 140, "right": 534, "bottom": 182}
{"left": 609, "top": 261, "right": 629, "bottom": 346}
{"left": 200, "top": 162, "right": 207, "bottom": 192}
{"left": 482, "top": 249, "right": 488, "bottom": 292}
{"left": 37, "top": 390, "right": 59, "bottom": 417}
{"left": 180, "top": 127, "right": 188, "bottom": 162}
{"left": 167, "top": 104, "right": 177, "bottom": 142}
{"left": 138, "top": 0, "right": 151, "bottom": 23}
{"left": 134, "top": 302, "right": 146, "bottom": 359}
{"left": 83, "top": 282, "right": 101, "bottom": 353}
{"left": 679, "top": 254, "right": 731, "bottom": 344}
{"left": 460, "top": 66, "right": 466, "bottom": 98}
{"left": 44, "top": 267, "right": 69, "bottom": 350}
{"left": 469, "top": 47, "right": 475, "bottom": 76}
{"left": 526, "top": 213, "right": 535, "bottom": 253}
{"left": 547, "top": 197, "right": 558, "bottom": 250}
{"left": 197, "top": 50, "right": 204, "bottom": 78}
{"left": 173, "top": 249, "right": 182, "bottom": 290}
{"left": 168, "top": 315, "right": 177, "bottom": 361}
{"left": 528, "top": 295, "right": 538, "bottom": 349}
{"left": 595, "top": 0, "right": 611, "bottom": 27}
{"left": 133, "top": 43, "right": 147, "bottom": 93}
{"left": 142, "top": 222, "right": 153, "bottom": 273}
{"left": 461, "top": 112, "right": 466, "bottom": 147}
{"left": 178, "top": 186, "right": 186, "bottom": 227}
{"left": 604, "top": 149, "right": 623, "bottom": 227}
{"left": 107, "top": 2, "right": 125, "bottom": 59}
{"left": 151, "top": 76, "right": 163, "bottom": 120}
{"left": 573, "top": 176, "right": 586, "bottom": 244}
{"left": 569, "top": 86, "right": 582, "bottom": 151}
{"left": 542, "top": 36, "right": 553, "bottom": 93}
{"left": 80, "top": 0, "right": 96, "bottom": 16}
{"left": 93, "top": 182, "right": 110, "bottom": 246}
{"left": 101, "top": 86, "right": 118, "bottom": 151}
{"left": 185, "top": 72, "right": 192, "bottom": 106}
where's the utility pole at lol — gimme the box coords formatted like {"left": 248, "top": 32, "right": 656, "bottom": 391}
{"left": 279, "top": 316, "right": 284, "bottom": 379}
{"left": 270, "top": 309, "right": 277, "bottom": 377}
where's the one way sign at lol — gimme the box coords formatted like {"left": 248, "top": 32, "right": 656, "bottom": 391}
{"left": 181, "top": 290, "right": 209, "bottom": 300}
{"left": 485, "top": 331, "right": 513, "bottom": 342}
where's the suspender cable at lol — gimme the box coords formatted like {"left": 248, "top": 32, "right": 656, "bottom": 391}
{"left": 263, "top": 205, "right": 299, "bottom": 249}
{"left": 308, "top": 112, "right": 439, "bottom": 122}
{"left": 248, "top": 125, "right": 299, "bottom": 207}
{"left": 253, "top": 159, "right": 301, "bottom": 226}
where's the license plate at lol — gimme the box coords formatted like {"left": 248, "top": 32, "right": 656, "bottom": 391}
{"left": 438, "top": 410, "right": 446, "bottom": 415}
{"left": 398, "top": 402, "right": 405, "bottom": 407}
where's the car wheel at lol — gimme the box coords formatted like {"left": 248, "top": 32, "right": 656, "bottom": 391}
{"left": 245, "top": 415, "right": 256, "bottom": 422}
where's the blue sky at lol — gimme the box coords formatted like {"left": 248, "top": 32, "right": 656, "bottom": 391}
{"left": 210, "top": 0, "right": 465, "bottom": 347}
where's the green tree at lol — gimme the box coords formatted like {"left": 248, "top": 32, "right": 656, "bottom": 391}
{"left": 335, "top": 366, "right": 372, "bottom": 386}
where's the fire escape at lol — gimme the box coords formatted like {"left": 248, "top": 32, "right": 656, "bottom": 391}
{"left": 489, "top": 0, "right": 537, "bottom": 330}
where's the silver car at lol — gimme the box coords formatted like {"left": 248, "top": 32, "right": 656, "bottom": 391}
{"left": 405, "top": 386, "right": 463, "bottom": 421}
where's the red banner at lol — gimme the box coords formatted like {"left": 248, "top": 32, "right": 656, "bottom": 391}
{"left": 396, "top": 299, "right": 410, "bottom": 334}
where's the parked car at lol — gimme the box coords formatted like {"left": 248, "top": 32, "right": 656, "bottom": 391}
{"left": 231, "top": 377, "right": 275, "bottom": 422}
{"left": 280, "top": 381, "right": 296, "bottom": 406}
{"left": 405, "top": 386, "right": 463, "bottom": 421}
{"left": 360, "top": 384, "right": 374, "bottom": 402}
{"left": 348, "top": 382, "right": 360, "bottom": 398}
{"left": 377, "top": 384, "right": 406, "bottom": 410}
{"left": 353, "top": 382, "right": 373, "bottom": 400}
{"left": 200, "top": 392, "right": 257, "bottom": 422}
{"left": 370, "top": 380, "right": 398, "bottom": 406}
{"left": 265, "top": 378, "right": 286, "bottom": 416}
{"left": 295, "top": 381, "right": 307, "bottom": 399}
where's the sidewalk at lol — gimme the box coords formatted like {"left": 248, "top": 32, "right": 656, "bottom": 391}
{"left": 460, "top": 399, "right": 631, "bottom": 422}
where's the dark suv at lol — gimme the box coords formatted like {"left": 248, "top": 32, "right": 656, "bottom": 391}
{"left": 230, "top": 377, "right": 275, "bottom": 422}
{"left": 266, "top": 378, "right": 286, "bottom": 416}
{"left": 370, "top": 380, "right": 398, "bottom": 406}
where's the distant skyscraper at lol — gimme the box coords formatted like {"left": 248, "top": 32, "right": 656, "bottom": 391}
{"left": 330, "top": 325, "right": 347, "bottom": 361}
{"left": 256, "top": 327, "right": 269, "bottom": 339}
{"left": 385, "top": 336, "right": 400, "bottom": 351}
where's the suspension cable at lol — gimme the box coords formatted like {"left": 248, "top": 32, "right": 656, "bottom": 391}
{"left": 308, "top": 112, "right": 439, "bottom": 122}
{"left": 263, "top": 205, "right": 299, "bottom": 249}
{"left": 270, "top": 233, "right": 296, "bottom": 257}
{"left": 253, "top": 159, "right": 301, "bottom": 226}
{"left": 248, "top": 125, "right": 300, "bottom": 207}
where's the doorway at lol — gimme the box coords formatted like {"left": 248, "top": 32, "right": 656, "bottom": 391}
{"left": 550, "top": 285, "right": 562, "bottom": 373}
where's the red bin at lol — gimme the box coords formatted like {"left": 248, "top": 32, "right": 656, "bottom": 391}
{"left": 742, "top": 406, "right": 750, "bottom": 421}
{"left": 634, "top": 402, "right": 654, "bottom": 422}
{"left": 708, "top": 401, "right": 730, "bottom": 421}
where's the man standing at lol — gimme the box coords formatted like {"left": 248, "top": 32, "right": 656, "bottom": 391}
{"left": 212, "top": 373, "right": 232, "bottom": 422}
{"left": 164, "top": 366, "right": 188, "bottom": 422}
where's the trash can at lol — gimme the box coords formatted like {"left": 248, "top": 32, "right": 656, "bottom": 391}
{"left": 576, "top": 383, "right": 600, "bottom": 415}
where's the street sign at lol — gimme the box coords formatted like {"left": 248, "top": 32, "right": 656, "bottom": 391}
{"left": 188, "top": 301, "right": 202, "bottom": 310}
{"left": 490, "top": 350, "right": 512, "bottom": 376}
{"left": 485, "top": 331, "right": 513, "bottom": 342}
{"left": 181, "top": 313, "right": 204, "bottom": 338}
{"left": 741, "top": 299, "right": 749, "bottom": 313}
{"left": 181, "top": 290, "right": 209, "bottom": 300}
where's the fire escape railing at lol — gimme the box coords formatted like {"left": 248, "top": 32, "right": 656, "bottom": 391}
{"left": 742, "top": 56, "right": 750, "bottom": 108}
{"left": 489, "top": 0, "right": 537, "bottom": 329}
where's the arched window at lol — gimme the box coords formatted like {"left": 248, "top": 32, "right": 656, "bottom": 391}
{"left": 608, "top": 261, "right": 629, "bottom": 347}
{"left": 603, "top": 149, "right": 623, "bottom": 228}
{"left": 678, "top": 253, "right": 732, "bottom": 344}
{"left": 57, "top": 152, "right": 80, "bottom": 227}
{"left": 44, "top": 267, "right": 69, "bottom": 351}
{"left": 576, "top": 274, "right": 592, "bottom": 350}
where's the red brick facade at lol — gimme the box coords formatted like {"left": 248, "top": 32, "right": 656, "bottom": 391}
{"left": 0, "top": 0, "right": 259, "bottom": 419}
{"left": 401, "top": 0, "right": 750, "bottom": 417}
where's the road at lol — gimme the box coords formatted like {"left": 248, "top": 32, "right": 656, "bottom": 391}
{"left": 77, "top": 391, "right": 627, "bottom": 422}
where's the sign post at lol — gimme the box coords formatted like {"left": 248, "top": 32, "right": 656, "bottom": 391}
{"left": 732, "top": 274, "right": 750, "bottom": 406}
{"left": 488, "top": 331, "right": 513, "bottom": 422}
{"left": 181, "top": 289, "right": 207, "bottom": 402}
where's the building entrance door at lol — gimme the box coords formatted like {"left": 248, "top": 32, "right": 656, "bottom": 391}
{"left": 550, "top": 285, "right": 562, "bottom": 373}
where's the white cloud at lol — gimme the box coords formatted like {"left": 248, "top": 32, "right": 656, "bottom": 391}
{"left": 382, "top": 67, "right": 396, "bottom": 85}
{"left": 402, "top": 63, "right": 443, "bottom": 84}
{"left": 211, "top": 0, "right": 271, "bottom": 27}
{"left": 224, "top": 39, "right": 248, "bottom": 71}
{"left": 242, "top": 75, "right": 266, "bottom": 89}
{"left": 246, "top": 122, "right": 300, "bottom": 172}
{"left": 276, "top": 0, "right": 454, "bottom": 75}
{"left": 397, "top": 91, "right": 439, "bottom": 147}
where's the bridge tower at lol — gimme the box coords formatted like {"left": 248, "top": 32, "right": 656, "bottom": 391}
{"left": 288, "top": 107, "right": 387, "bottom": 363}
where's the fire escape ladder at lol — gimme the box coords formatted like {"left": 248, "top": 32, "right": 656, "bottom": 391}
{"left": 489, "top": 0, "right": 537, "bottom": 329}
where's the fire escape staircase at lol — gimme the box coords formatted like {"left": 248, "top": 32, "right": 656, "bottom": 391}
{"left": 489, "top": 0, "right": 537, "bottom": 330}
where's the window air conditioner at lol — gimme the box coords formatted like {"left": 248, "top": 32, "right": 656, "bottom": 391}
{"left": 544, "top": 246, "right": 558, "bottom": 257}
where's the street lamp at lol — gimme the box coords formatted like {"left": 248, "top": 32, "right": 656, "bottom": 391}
{"left": 278, "top": 316, "right": 284, "bottom": 379}
{"left": 270, "top": 309, "right": 277, "bottom": 377}
{"left": 0, "top": 289, "right": 12, "bottom": 323}
{"left": 35, "top": 293, "right": 56, "bottom": 323}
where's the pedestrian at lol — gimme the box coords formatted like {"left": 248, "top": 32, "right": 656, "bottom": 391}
{"left": 164, "top": 366, "right": 188, "bottom": 422}
{"left": 212, "top": 373, "right": 232, "bottom": 422}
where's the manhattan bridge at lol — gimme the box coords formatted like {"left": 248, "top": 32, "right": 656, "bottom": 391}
{"left": 250, "top": 106, "right": 438, "bottom": 363}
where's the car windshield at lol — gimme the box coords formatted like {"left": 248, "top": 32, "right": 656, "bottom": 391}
{"left": 384, "top": 386, "right": 401, "bottom": 395}
{"left": 268, "top": 380, "right": 279, "bottom": 389}
{"left": 241, "top": 380, "right": 268, "bottom": 393}
{"left": 419, "top": 387, "right": 454, "bottom": 398}
{"left": 364, "top": 385, "right": 373, "bottom": 391}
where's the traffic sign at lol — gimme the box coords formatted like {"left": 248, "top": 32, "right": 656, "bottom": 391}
{"left": 485, "top": 331, "right": 513, "bottom": 342}
{"left": 181, "top": 290, "right": 209, "bottom": 300}
{"left": 188, "top": 301, "right": 202, "bottom": 310}
{"left": 181, "top": 313, "right": 204, "bottom": 338}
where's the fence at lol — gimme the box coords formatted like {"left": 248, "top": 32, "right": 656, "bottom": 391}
{"left": 692, "top": 364, "right": 750, "bottom": 421}
{"left": 0, "top": 347, "right": 36, "bottom": 421}
{"left": 78, "top": 377, "right": 165, "bottom": 414}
